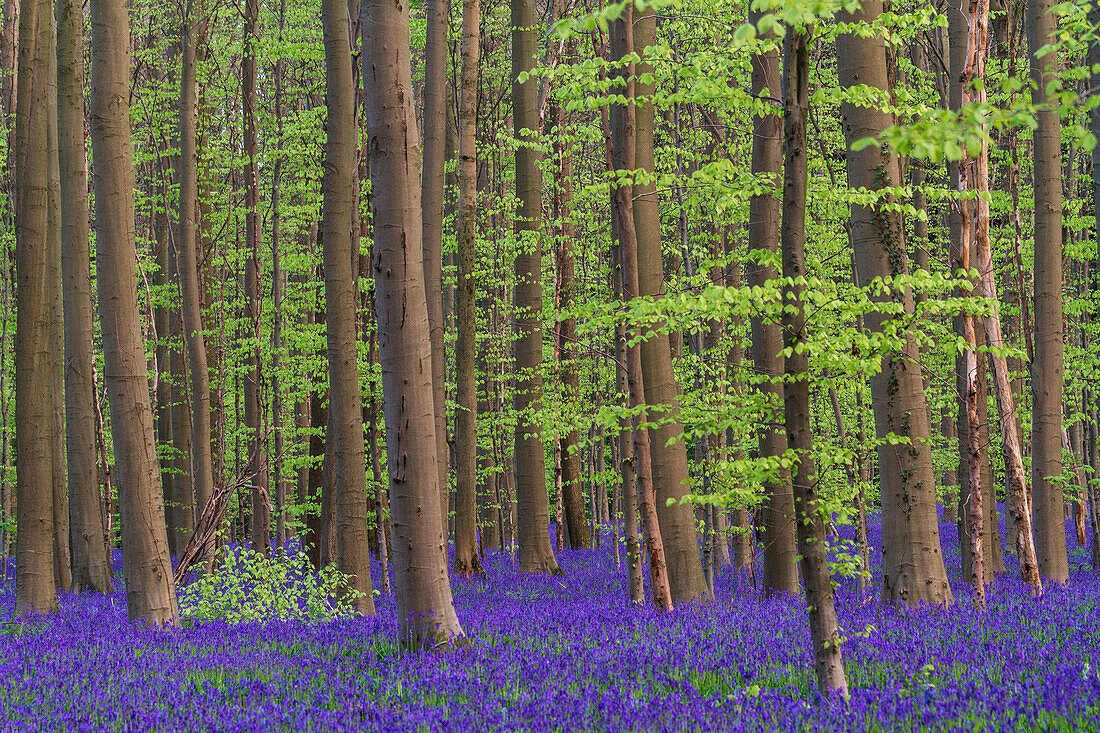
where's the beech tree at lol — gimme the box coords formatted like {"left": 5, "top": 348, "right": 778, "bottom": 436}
{"left": 13, "top": 0, "right": 56, "bottom": 615}
{"left": 837, "top": 0, "right": 952, "bottom": 606}
{"left": 1028, "top": 0, "right": 1070, "bottom": 583}
{"left": 511, "top": 0, "right": 558, "bottom": 574}
{"left": 780, "top": 16, "right": 848, "bottom": 696}
{"left": 453, "top": 0, "right": 482, "bottom": 576}
{"left": 90, "top": 0, "right": 178, "bottom": 624}
{"left": 361, "top": 0, "right": 465, "bottom": 647}
{"left": 747, "top": 6, "right": 798, "bottom": 596}
{"left": 321, "top": 0, "right": 373, "bottom": 613}
{"left": 57, "top": 0, "right": 111, "bottom": 593}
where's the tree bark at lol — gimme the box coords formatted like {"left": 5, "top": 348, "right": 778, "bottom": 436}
{"left": 422, "top": 0, "right": 451, "bottom": 541}
{"left": 837, "top": 0, "right": 953, "bottom": 606}
{"left": 632, "top": 8, "right": 709, "bottom": 604}
{"left": 242, "top": 0, "right": 269, "bottom": 558}
{"left": 90, "top": 0, "right": 178, "bottom": 623}
{"left": 46, "top": 32, "right": 71, "bottom": 593}
{"left": 453, "top": 0, "right": 482, "bottom": 575}
{"left": 14, "top": 0, "right": 57, "bottom": 614}
{"left": 781, "top": 28, "right": 848, "bottom": 696}
{"left": 611, "top": 5, "right": 672, "bottom": 612}
{"left": 554, "top": 117, "right": 589, "bottom": 551}
{"left": 361, "top": 0, "right": 466, "bottom": 648}
{"left": 1028, "top": 0, "right": 1069, "bottom": 583}
{"left": 747, "top": 10, "right": 798, "bottom": 595}
{"left": 176, "top": 0, "right": 215, "bottom": 559}
{"left": 270, "top": 0, "right": 288, "bottom": 550}
{"left": 321, "top": 0, "right": 374, "bottom": 613}
{"left": 510, "top": 0, "right": 559, "bottom": 574}
{"left": 58, "top": 0, "right": 112, "bottom": 592}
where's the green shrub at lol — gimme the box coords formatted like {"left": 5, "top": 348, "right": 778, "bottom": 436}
{"left": 178, "top": 548, "right": 365, "bottom": 625}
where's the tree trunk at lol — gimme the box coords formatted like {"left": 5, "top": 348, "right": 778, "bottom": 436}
{"left": 555, "top": 120, "right": 589, "bottom": 551}
{"left": 169, "top": 294, "right": 194, "bottom": 553}
{"left": 747, "top": 10, "right": 798, "bottom": 595}
{"left": 510, "top": 0, "right": 558, "bottom": 574}
{"left": 453, "top": 0, "right": 482, "bottom": 575}
{"left": 422, "top": 0, "right": 451, "bottom": 541}
{"left": 58, "top": 0, "right": 112, "bottom": 592}
{"left": 1028, "top": 0, "right": 1069, "bottom": 583}
{"left": 361, "top": 0, "right": 465, "bottom": 648}
{"left": 837, "top": 0, "right": 953, "bottom": 606}
{"left": 14, "top": 0, "right": 57, "bottom": 614}
{"left": 305, "top": 391, "right": 325, "bottom": 569}
{"left": 154, "top": 198, "right": 174, "bottom": 557}
{"left": 0, "top": 0, "right": 16, "bottom": 128}
{"left": 603, "top": 87, "right": 643, "bottom": 602}
{"left": 632, "top": 8, "right": 709, "bottom": 604}
{"left": 90, "top": 0, "right": 178, "bottom": 623}
{"left": 611, "top": 6, "right": 672, "bottom": 612}
{"left": 242, "top": 0, "right": 269, "bottom": 558}
{"left": 47, "top": 36, "right": 72, "bottom": 593}
{"left": 270, "top": 0, "right": 287, "bottom": 550}
{"left": 176, "top": 0, "right": 215, "bottom": 558}
{"left": 321, "top": 0, "right": 374, "bottom": 613}
{"left": 781, "top": 28, "right": 848, "bottom": 696}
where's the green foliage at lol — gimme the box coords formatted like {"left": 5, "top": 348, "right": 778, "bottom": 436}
{"left": 177, "top": 548, "right": 365, "bottom": 625}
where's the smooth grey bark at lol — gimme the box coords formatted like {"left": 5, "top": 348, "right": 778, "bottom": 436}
{"left": 510, "top": 0, "right": 559, "bottom": 574}
{"left": 57, "top": 0, "right": 112, "bottom": 592}
{"left": 90, "top": 0, "right": 178, "bottom": 623}
{"left": 321, "top": 0, "right": 374, "bottom": 613}
{"left": 422, "top": 0, "right": 451, "bottom": 540}
{"left": 747, "top": 11, "right": 798, "bottom": 595}
{"left": 14, "top": 0, "right": 57, "bottom": 615}
{"left": 837, "top": 0, "right": 953, "bottom": 606}
{"left": 632, "top": 8, "right": 709, "bottom": 604}
{"left": 781, "top": 27, "right": 848, "bottom": 696}
{"left": 361, "top": 0, "right": 466, "bottom": 648}
{"left": 453, "top": 0, "right": 482, "bottom": 575}
{"left": 1028, "top": 0, "right": 1069, "bottom": 583}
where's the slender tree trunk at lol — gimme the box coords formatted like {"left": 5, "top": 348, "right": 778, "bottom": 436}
{"left": 270, "top": 0, "right": 287, "bottom": 550}
{"left": 611, "top": 6, "right": 672, "bottom": 612}
{"left": 781, "top": 28, "right": 848, "bottom": 696}
{"left": 1028, "top": 0, "right": 1069, "bottom": 583}
{"left": 0, "top": 0, "right": 16, "bottom": 128}
{"left": 306, "top": 391, "right": 325, "bottom": 569}
{"left": 555, "top": 121, "right": 589, "bottom": 551}
{"left": 367, "top": 367, "right": 391, "bottom": 594}
{"left": 14, "top": 0, "right": 57, "bottom": 614}
{"left": 747, "top": 11, "right": 798, "bottom": 595}
{"left": 837, "top": 0, "right": 953, "bottom": 606}
{"left": 176, "top": 0, "right": 215, "bottom": 557}
{"left": 601, "top": 33, "right": 642, "bottom": 600}
{"left": 829, "top": 386, "right": 869, "bottom": 590}
{"left": 422, "top": 0, "right": 451, "bottom": 541}
{"left": 632, "top": 9, "right": 709, "bottom": 604}
{"left": 58, "top": 0, "right": 112, "bottom": 592}
{"left": 710, "top": 239, "right": 732, "bottom": 570}
{"left": 510, "top": 0, "right": 558, "bottom": 574}
{"left": 169, "top": 295, "right": 194, "bottom": 552}
{"left": 321, "top": 0, "right": 374, "bottom": 613}
{"left": 361, "top": 0, "right": 465, "bottom": 648}
{"left": 90, "top": 0, "right": 178, "bottom": 623}
{"left": 453, "top": 0, "right": 482, "bottom": 575}
{"left": 953, "top": 126, "right": 987, "bottom": 604}
{"left": 46, "top": 34, "right": 71, "bottom": 593}
{"left": 154, "top": 198, "right": 174, "bottom": 556}
{"left": 1090, "top": 0, "right": 1100, "bottom": 571}
{"left": 242, "top": 0, "right": 269, "bottom": 558}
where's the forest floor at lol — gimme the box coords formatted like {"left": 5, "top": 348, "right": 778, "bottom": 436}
{"left": 1, "top": 510, "right": 1099, "bottom": 731}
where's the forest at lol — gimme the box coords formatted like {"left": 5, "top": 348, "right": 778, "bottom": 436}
{"left": 1, "top": 0, "right": 1099, "bottom": 725}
